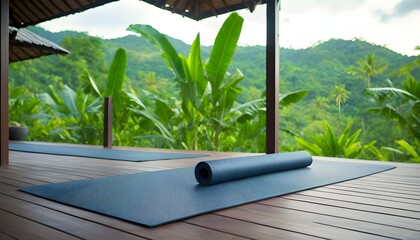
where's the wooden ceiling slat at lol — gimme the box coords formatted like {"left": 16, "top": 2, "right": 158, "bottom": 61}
{"left": 48, "top": 0, "right": 68, "bottom": 13}
{"left": 10, "top": 3, "right": 31, "bottom": 26}
{"left": 220, "top": 0, "right": 231, "bottom": 13}
{"left": 181, "top": 0, "right": 193, "bottom": 17}
{"left": 171, "top": 0, "right": 182, "bottom": 13}
{"left": 73, "top": 0, "right": 84, "bottom": 6}
{"left": 193, "top": 0, "right": 199, "bottom": 19}
{"left": 61, "top": 0, "right": 76, "bottom": 12}
{"left": 203, "top": 0, "right": 218, "bottom": 17}
{"left": 9, "top": 0, "right": 118, "bottom": 28}
{"left": 14, "top": 46, "right": 35, "bottom": 61}
{"left": 33, "top": 0, "right": 55, "bottom": 19}
{"left": 12, "top": 1, "right": 38, "bottom": 24}
{"left": 25, "top": 1, "right": 49, "bottom": 20}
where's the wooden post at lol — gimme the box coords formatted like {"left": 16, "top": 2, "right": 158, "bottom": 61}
{"left": 104, "top": 97, "right": 112, "bottom": 149}
{"left": 0, "top": 0, "right": 9, "bottom": 165}
{"left": 266, "top": 0, "right": 280, "bottom": 153}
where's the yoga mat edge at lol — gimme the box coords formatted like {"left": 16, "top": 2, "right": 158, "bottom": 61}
{"left": 9, "top": 143, "right": 205, "bottom": 161}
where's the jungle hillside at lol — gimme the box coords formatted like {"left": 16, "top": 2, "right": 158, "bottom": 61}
{"left": 9, "top": 24, "right": 420, "bottom": 163}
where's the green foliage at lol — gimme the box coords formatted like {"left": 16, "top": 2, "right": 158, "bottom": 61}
{"left": 279, "top": 90, "right": 309, "bottom": 108}
{"left": 37, "top": 84, "right": 103, "bottom": 144}
{"left": 294, "top": 121, "right": 370, "bottom": 158}
{"left": 380, "top": 139, "right": 420, "bottom": 163}
{"left": 9, "top": 85, "right": 40, "bottom": 125}
{"left": 367, "top": 76, "right": 420, "bottom": 141}
{"left": 127, "top": 13, "right": 253, "bottom": 151}
{"left": 331, "top": 85, "right": 350, "bottom": 120}
{"left": 104, "top": 48, "right": 127, "bottom": 98}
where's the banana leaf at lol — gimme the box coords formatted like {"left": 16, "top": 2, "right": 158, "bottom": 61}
{"left": 104, "top": 48, "right": 127, "bottom": 98}
{"left": 206, "top": 12, "right": 243, "bottom": 90}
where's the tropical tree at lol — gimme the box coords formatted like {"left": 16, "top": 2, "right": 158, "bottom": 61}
{"left": 331, "top": 85, "right": 350, "bottom": 120}
{"left": 366, "top": 76, "right": 420, "bottom": 162}
{"left": 367, "top": 76, "right": 420, "bottom": 141}
{"left": 347, "top": 53, "right": 387, "bottom": 88}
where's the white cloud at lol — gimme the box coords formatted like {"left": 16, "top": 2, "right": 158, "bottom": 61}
{"left": 38, "top": 0, "right": 420, "bottom": 56}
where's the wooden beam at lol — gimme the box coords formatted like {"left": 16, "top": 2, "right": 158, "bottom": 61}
{"left": 103, "top": 97, "right": 112, "bottom": 149}
{"left": 1, "top": 0, "right": 10, "bottom": 165}
{"left": 266, "top": 0, "right": 279, "bottom": 153}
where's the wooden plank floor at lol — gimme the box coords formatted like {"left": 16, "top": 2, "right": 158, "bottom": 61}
{"left": 1, "top": 145, "right": 419, "bottom": 239}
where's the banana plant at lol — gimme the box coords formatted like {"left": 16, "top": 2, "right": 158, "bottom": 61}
{"left": 225, "top": 89, "right": 309, "bottom": 152}
{"left": 126, "top": 90, "right": 177, "bottom": 148}
{"left": 294, "top": 121, "right": 370, "bottom": 158}
{"left": 38, "top": 84, "right": 102, "bottom": 144}
{"left": 128, "top": 13, "right": 310, "bottom": 151}
{"left": 128, "top": 13, "right": 251, "bottom": 150}
{"left": 81, "top": 48, "right": 128, "bottom": 145}
{"left": 381, "top": 139, "right": 420, "bottom": 162}
{"left": 81, "top": 48, "right": 127, "bottom": 99}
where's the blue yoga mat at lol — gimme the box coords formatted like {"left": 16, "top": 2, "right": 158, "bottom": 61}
{"left": 20, "top": 154, "right": 394, "bottom": 227}
{"left": 9, "top": 143, "right": 205, "bottom": 161}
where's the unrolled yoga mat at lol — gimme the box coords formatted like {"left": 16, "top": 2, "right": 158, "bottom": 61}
{"left": 20, "top": 153, "right": 394, "bottom": 227}
{"left": 9, "top": 143, "right": 205, "bottom": 161}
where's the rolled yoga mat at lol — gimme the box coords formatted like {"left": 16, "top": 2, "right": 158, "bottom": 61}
{"left": 195, "top": 151, "right": 312, "bottom": 185}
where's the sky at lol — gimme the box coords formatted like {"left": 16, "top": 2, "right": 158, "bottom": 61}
{"left": 39, "top": 0, "right": 420, "bottom": 56}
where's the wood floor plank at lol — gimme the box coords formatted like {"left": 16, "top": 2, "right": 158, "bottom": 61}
{"left": 0, "top": 209, "right": 79, "bottom": 240}
{"left": 324, "top": 185, "right": 420, "bottom": 200}
{"left": 0, "top": 194, "right": 146, "bottom": 240}
{"left": 0, "top": 231, "right": 16, "bottom": 240}
{"left": 217, "top": 203, "right": 395, "bottom": 240}
{"left": 313, "top": 188, "right": 420, "bottom": 205}
{"left": 185, "top": 214, "right": 323, "bottom": 240}
{"left": 1, "top": 146, "right": 419, "bottom": 239}
{"left": 336, "top": 182, "right": 420, "bottom": 195}
{"left": 260, "top": 197, "right": 420, "bottom": 231}
{"left": 284, "top": 193, "right": 420, "bottom": 219}
{"left": 298, "top": 190, "right": 420, "bottom": 212}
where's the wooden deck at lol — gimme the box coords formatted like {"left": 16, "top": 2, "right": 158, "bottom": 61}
{"left": 1, "top": 144, "right": 419, "bottom": 239}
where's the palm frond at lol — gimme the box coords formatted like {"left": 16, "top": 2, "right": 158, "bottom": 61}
{"left": 366, "top": 87, "right": 417, "bottom": 100}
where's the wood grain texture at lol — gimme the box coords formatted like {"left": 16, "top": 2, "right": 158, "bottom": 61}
{"left": 1, "top": 143, "right": 420, "bottom": 239}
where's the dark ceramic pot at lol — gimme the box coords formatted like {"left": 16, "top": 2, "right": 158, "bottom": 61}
{"left": 9, "top": 126, "right": 29, "bottom": 141}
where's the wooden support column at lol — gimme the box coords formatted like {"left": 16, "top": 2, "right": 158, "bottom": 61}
{"left": 104, "top": 97, "right": 112, "bottom": 149}
{"left": 1, "top": 0, "right": 9, "bottom": 165}
{"left": 266, "top": 0, "right": 280, "bottom": 153}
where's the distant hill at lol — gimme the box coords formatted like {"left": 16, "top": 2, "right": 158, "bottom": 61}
{"left": 25, "top": 26, "right": 418, "bottom": 100}
{"left": 28, "top": 26, "right": 417, "bottom": 82}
